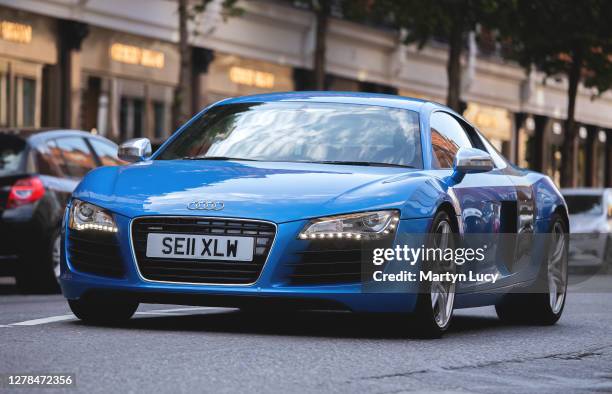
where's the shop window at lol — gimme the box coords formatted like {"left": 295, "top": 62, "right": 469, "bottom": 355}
{"left": 463, "top": 103, "right": 512, "bottom": 161}
{"left": 119, "top": 97, "right": 128, "bottom": 141}
{"left": 0, "top": 60, "right": 41, "bottom": 128}
{"left": 576, "top": 127, "right": 589, "bottom": 187}
{"left": 119, "top": 96, "right": 144, "bottom": 140}
{"left": 594, "top": 131, "right": 607, "bottom": 187}
{"left": 518, "top": 123, "right": 537, "bottom": 170}
{"left": 153, "top": 100, "right": 166, "bottom": 139}
{"left": 21, "top": 77, "right": 36, "bottom": 127}
{"left": 133, "top": 98, "right": 143, "bottom": 138}
{"left": 542, "top": 121, "right": 564, "bottom": 186}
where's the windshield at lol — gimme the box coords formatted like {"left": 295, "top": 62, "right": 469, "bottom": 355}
{"left": 157, "top": 102, "right": 422, "bottom": 168}
{"left": 0, "top": 135, "right": 26, "bottom": 176}
{"left": 564, "top": 195, "right": 603, "bottom": 215}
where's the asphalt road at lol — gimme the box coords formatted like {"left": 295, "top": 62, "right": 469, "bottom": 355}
{"left": 1, "top": 275, "right": 611, "bottom": 394}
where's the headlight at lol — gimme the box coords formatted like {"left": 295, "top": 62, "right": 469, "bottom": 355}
{"left": 298, "top": 210, "right": 400, "bottom": 240}
{"left": 69, "top": 199, "right": 118, "bottom": 233}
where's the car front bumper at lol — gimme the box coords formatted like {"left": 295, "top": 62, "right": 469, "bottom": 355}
{"left": 60, "top": 211, "right": 432, "bottom": 313}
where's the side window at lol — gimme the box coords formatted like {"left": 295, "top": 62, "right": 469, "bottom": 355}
{"left": 35, "top": 141, "right": 63, "bottom": 177}
{"left": 430, "top": 112, "right": 473, "bottom": 168}
{"left": 89, "top": 139, "right": 122, "bottom": 166}
{"left": 54, "top": 137, "right": 96, "bottom": 178}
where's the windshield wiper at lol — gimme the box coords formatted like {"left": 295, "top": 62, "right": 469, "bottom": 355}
{"left": 305, "top": 160, "right": 415, "bottom": 168}
{"left": 182, "top": 156, "right": 259, "bottom": 161}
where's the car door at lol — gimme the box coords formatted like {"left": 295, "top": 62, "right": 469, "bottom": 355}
{"left": 429, "top": 111, "right": 518, "bottom": 291}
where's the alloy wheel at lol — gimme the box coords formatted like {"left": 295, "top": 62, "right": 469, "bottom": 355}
{"left": 52, "top": 234, "right": 61, "bottom": 282}
{"left": 548, "top": 221, "right": 567, "bottom": 314}
{"left": 430, "top": 220, "right": 456, "bottom": 328}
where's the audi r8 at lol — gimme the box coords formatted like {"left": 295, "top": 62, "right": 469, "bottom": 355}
{"left": 60, "top": 92, "right": 569, "bottom": 337}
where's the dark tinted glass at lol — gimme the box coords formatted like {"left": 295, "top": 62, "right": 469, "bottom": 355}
{"left": 54, "top": 137, "right": 96, "bottom": 178}
{"left": 158, "top": 102, "right": 422, "bottom": 168}
{"left": 430, "top": 112, "right": 473, "bottom": 168}
{"left": 89, "top": 139, "right": 122, "bottom": 166}
{"left": 0, "top": 134, "right": 26, "bottom": 175}
{"left": 564, "top": 195, "right": 603, "bottom": 215}
{"left": 36, "top": 141, "right": 63, "bottom": 177}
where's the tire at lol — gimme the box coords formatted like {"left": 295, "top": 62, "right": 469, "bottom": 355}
{"left": 409, "top": 210, "right": 457, "bottom": 338}
{"left": 15, "top": 229, "right": 61, "bottom": 294}
{"left": 604, "top": 238, "right": 612, "bottom": 274}
{"left": 495, "top": 213, "right": 568, "bottom": 325}
{"left": 68, "top": 295, "right": 139, "bottom": 324}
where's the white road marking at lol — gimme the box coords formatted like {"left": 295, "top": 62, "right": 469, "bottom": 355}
{"left": 3, "top": 306, "right": 230, "bottom": 326}
{"left": 142, "top": 306, "right": 226, "bottom": 313}
{"left": 10, "top": 314, "right": 76, "bottom": 326}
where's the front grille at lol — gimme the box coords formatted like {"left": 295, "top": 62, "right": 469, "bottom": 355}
{"left": 67, "top": 231, "right": 125, "bottom": 278}
{"left": 286, "top": 239, "right": 393, "bottom": 286}
{"left": 132, "top": 217, "right": 275, "bottom": 284}
{"left": 287, "top": 245, "right": 363, "bottom": 285}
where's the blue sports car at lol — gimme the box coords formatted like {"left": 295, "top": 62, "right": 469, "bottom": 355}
{"left": 60, "top": 92, "right": 568, "bottom": 337}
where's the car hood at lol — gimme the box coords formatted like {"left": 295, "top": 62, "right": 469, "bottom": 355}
{"left": 74, "top": 160, "right": 427, "bottom": 223}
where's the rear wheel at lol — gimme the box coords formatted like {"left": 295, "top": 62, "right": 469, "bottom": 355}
{"left": 68, "top": 295, "right": 139, "bottom": 324}
{"left": 496, "top": 213, "right": 568, "bottom": 325}
{"left": 409, "top": 211, "right": 456, "bottom": 338}
{"left": 15, "top": 230, "right": 61, "bottom": 294}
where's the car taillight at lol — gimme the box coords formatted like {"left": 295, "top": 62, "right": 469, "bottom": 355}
{"left": 6, "top": 176, "right": 45, "bottom": 209}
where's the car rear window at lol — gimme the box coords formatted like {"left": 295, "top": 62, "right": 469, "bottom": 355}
{"left": 0, "top": 134, "right": 26, "bottom": 176}
{"left": 564, "top": 195, "right": 603, "bottom": 215}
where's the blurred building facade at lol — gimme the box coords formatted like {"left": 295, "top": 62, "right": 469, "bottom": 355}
{"left": 0, "top": 0, "right": 610, "bottom": 187}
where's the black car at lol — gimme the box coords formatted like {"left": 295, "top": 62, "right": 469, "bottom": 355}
{"left": 0, "top": 129, "right": 122, "bottom": 292}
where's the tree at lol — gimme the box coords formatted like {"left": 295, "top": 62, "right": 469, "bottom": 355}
{"left": 312, "top": 0, "right": 333, "bottom": 90}
{"left": 366, "top": 0, "right": 496, "bottom": 112}
{"left": 497, "top": 0, "right": 612, "bottom": 187}
{"left": 173, "top": 0, "right": 241, "bottom": 130}
{"left": 280, "top": 0, "right": 334, "bottom": 90}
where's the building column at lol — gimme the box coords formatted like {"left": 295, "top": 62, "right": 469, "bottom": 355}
{"left": 58, "top": 19, "right": 89, "bottom": 129}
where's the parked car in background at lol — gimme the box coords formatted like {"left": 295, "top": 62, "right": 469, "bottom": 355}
{"left": 562, "top": 188, "right": 612, "bottom": 271}
{"left": 0, "top": 129, "right": 122, "bottom": 292}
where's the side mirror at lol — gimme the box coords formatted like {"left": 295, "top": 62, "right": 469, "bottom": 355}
{"left": 451, "top": 147, "right": 494, "bottom": 183}
{"left": 118, "top": 138, "right": 152, "bottom": 163}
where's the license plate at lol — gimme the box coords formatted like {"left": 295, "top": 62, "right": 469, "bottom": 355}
{"left": 145, "top": 233, "right": 254, "bottom": 261}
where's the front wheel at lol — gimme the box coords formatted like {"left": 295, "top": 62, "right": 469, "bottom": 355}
{"left": 68, "top": 295, "right": 139, "bottom": 324}
{"left": 409, "top": 211, "right": 457, "bottom": 338}
{"left": 496, "top": 213, "right": 568, "bottom": 325}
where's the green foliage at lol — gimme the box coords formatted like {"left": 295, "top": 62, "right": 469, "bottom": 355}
{"left": 365, "top": 0, "right": 498, "bottom": 47}
{"left": 190, "top": 0, "right": 243, "bottom": 22}
{"left": 498, "top": 0, "right": 612, "bottom": 96}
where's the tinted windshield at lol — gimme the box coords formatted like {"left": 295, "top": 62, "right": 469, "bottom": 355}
{"left": 564, "top": 195, "right": 603, "bottom": 215}
{"left": 158, "top": 102, "right": 422, "bottom": 168}
{"left": 0, "top": 135, "right": 26, "bottom": 176}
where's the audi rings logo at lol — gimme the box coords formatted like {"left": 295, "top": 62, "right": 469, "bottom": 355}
{"left": 187, "top": 200, "right": 225, "bottom": 211}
